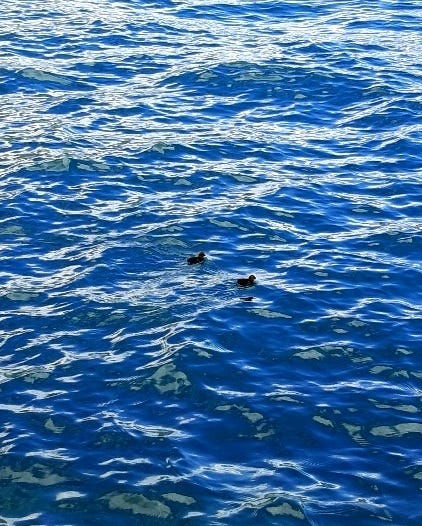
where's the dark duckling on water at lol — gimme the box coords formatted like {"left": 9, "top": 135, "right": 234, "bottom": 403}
{"left": 187, "top": 251, "right": 206, "bottom": 265}
{"left": 237, "top": 275, "right": 256, "bottom": 287}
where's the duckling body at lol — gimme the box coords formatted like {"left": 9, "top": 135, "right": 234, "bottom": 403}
{"left": 187, "top": 251, "right": 206, "bottom": 265}
{"left": 237, "top": 275, "right": 256, "bottom": 287}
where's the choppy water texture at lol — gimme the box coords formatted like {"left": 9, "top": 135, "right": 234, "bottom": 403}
{"left": 1, "top": 0, "right": 421, "bottom": 524}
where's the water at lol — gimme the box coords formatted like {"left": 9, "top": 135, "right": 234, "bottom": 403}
{"left": 1, "top": 0, "right": 421, "bottom": 524}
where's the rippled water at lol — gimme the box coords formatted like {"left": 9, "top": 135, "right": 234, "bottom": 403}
{"left": 1, "top": 1, "right": 421, "bottom": 524}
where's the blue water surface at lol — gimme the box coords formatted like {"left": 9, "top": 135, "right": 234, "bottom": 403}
{"left": 0, "top": 0, "right": 421, "bottom": 524}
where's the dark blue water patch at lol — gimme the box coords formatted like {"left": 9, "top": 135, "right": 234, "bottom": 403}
{"left": 16, "top": 34, "right": 78, "bottom": 52}
{"left": 158, "top": 61, "right": 374, "bottom": 106}
{"left": 2, "top": 46, "right": 46, "bottom": 60}
{"left": 95, "top": 107, "right": 152, "bottom": 124}
{"left": 176, "top": 0, "right": 336, "bottom": 22}
{"left": 71, "top": 62, "right": 139, "bottom": 85}
{"left": 366, "top": 135, "right": 422, "bottom": 163}
{"left": 88, "top": 32, "right": 144, "bottom": 48}
{"left": 346, "top": 16, "right": 421, "bottom": 31}
{"left": 343, "top": 98, "right": 422, "bottom": 130}
{"left": 140, "top": 20, "right": 210, "bottom": 37}
{"left": 46, "top": 96, "right": 97, "bottom": 115}
{"left": 159, "top": 68, "right": 378, "bottom": 128}
{"left": 125, "top": 139, "right": 268, "bottom": 164}
{"left": 120, "top": 52, "right": 173, "bottom": 72}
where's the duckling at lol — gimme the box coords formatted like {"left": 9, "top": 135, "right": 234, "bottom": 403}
{"left": 187, "top": 251, "right": 206, "bottom": 265}
{"left": 236, "top": 275, "right": 256, "bottom": 287}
